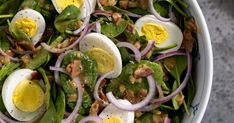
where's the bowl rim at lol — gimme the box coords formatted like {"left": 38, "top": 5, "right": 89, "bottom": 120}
{"left": 188, "top": 0, "right": 213, "bottom": 123}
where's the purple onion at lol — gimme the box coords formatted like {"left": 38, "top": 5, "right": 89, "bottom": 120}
{"left": 141, "top": 40, "right": 154, "bottom": 57}
{"left": 154, "top": 50, "right": 186, "bottom": 62}
{"left": 79, "top": 116, "right": 102, "bottom": 123}
{"left": 116, "top": 42, "right": 141, "bottom": 62}
{"left": 0, "top": 49, "right": 20, "bottom": 62}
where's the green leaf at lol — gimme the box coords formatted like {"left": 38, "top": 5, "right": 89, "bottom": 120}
{"left": 39, "top": 99, "right": 57, "bottom": 123}
{"left": 38, "top": 68, "right": 51, "bottom": 109}
{"left": 55, "top": 89, "right": 65, "bottom": 122}
{"left": 26, "top": 49, "right": 51, "bottom": 70}
{"left": 119, "top": 47, "right": 134, "bottom": 65}
{"left": 139, "top": 113, "right": 153, "bottom": 123}
{"left": 101, "top": 20, "right": 129, "bottom": 38}
{"left": 54, "top": 5, "right": 81, "bottom": 33}
{"left": 154, "top": 1, "right": 169, "bottom": 18}
{"left": 8, "top": 20, "right": 32, "bottom": 42}
{"left": 139, "top": 60, "right": 170, "bottom": 92}
{"left": 0, "top": 62, "right": 20, "bottom": 90}
{"left": 19, "top": 0, "right": 38, "bottom": 9}
{"left": 0, "top": 95, "right": 6, "bottom": 112}
{"left": 0, "top": 27, "right": 10, "bottom": 51}
{"left": 81, "top": 53, "right": 98, "bottom": 92}
{"left": 186, "top": 77, "right": 196, "bottom": 108}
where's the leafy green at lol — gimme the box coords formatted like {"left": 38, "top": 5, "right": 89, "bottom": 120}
{"left": 0, "top": 62, "right": 20, "bottom": 90}
{"left": 0, "top": 27, "right": 10, "bottom": 51}
{"left": 19, "top": 0, "right": 38, "bottom": 9}
{"left": 26, "top": 49, "right": 51, "bottom": 70}
{"left": 119, "top": 47, "right": 134, "bottom": 65}
{"left": 0, "top": 95, "right": 6, "bottom": 112}
{"left": 38, "top": 68, "right": 51, "bottom": 109}
{"left": 127, "top": 8, "right": 149, "bottom": 15}
{"left": 186, "top": 77, "right": 196, "bottom": 108}
{"left": 81, "top": 53, "right": 98, "bottom": 92}
{"left": 139, "top": 113, "right": 153, "bottom": 123}
{"left": 154, "top": 1, "right": 169, "bottom": 17}
{"left": 55, "top": 89, "right": 66, "bottom": 122}
{"left": 139, "top": 60, "right": 170, "bottom": 92}
{"left": 101, "top": 20, "right": 129, "bottom": 38}
{"left": 39, "top": 99, "right": 57, "bottom": 123}
{"left": 54, "top": 5, "right": 81, "bottom": 33}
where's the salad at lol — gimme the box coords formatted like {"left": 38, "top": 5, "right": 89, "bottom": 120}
{"left": 0, "top": 0, "right": 198, "bottom": 123}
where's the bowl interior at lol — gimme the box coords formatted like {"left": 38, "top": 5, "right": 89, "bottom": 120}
{"left": 182, "top": 0, "right": 213, "bottom": 123}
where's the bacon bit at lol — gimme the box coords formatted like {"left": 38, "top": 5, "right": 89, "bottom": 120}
{"left": 181, "top": 19, "right": 197, "bottom": 52}
{"left": 134, "top": 65, "right": 154, "bottom": 79}
{"left": 67, "top": 94, "right": 78, "bottom": 102}
{"left": 139, "top": 0, "right": 148, "bottom": 9}
{"left": 89, "top": 100, "right": 103, "bottom": 116}
{"left": 0, "top": 56, "right": 10, "bottom": 65}
{"left": 99, "top": 0, "right": 117, "bottom": 6}
{"left": 128, "top": 1, "right": 138, "bottom": 8}
{"left": 129, "top": 75, "right": 136, "bottom": 84}
{"left": 175, "top": 94, "right": 185, "bottom": 105}
{"left": 66, "top": 60, "right": 82, "bottom": 78}
{"left": 15, "top": 41, "right": 35, "bottom": 51}
{"left": 134, "top": 41, "right": 141, "bottom": 50}
{"left": 31, "top": 72, "right": 40, "bottom": 80}
{"left": 119, "top": 84, "right": 126, "bottom": 93}
{"left": 136, "top": 89, "right": 148, "bottom": 102}
{"left": 153, "top": 113, "right": 168, "bottom": 123}
{"left": 112, "top": 12, "right": 122, "bottom": 24}
{"left": 163, "top": 57, "right": 176, "bottom": 70}
{"left": 21, "top": 54, "right": 31, "bottom": 66}
{"left": 135, "top": 111, "right": 143, "bottom": 118}
{"left": 127, "top": 23, "right": 135, "bottom": 34}
{"left": 119, "top": 0, "right": 128, "bottom": 9}
{"left": 123, "top": 89, "right": 135, "bottom": 103}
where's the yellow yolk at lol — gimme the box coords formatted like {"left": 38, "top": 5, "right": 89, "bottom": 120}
{"left": 14, "top": 18, "right": 37, "bottom": 37}
{"left": 55, "top": 0, "right": 83, "bottom": 11}
{"left": 88, "top": 48, "right": 115, "bottom": 74}
{"left": 141, "top": 23, "right": 169, "bottom": 44}
{"left": 12, "top": 80, "right": 44, "bottom": 112}
{"left": 103, "top": 116, "right": 124, "bottom": 123}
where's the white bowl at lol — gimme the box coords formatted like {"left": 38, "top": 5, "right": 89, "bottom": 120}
{"left": 183, "top": 0, "right": 213, "bottom": 123}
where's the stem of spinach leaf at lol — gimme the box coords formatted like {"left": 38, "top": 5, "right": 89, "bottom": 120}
{"left": 0, "top": 14, "right": 13, "bottom": 19}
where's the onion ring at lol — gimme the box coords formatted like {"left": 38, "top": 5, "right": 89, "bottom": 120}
{"left": 141, "top": 40, "right": 154, "bottom": 57}
{"left": 79, "top": 116, "right": 102, "bottom": 123}
{"left": 154, "top": 51, "right": 186, "bottom": 62}
{"left": 116, "top": 42, "right": 141, "bottom": 62}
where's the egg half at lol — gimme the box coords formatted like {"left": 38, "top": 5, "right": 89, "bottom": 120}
{"left": 79, "top": 33, "right": 122, "bottom": 78}
{"left": 10, "top": 9, "right": 46, "bottom": 45}
{"left": 52, "top": 0, "right": 96, "bottom": 19}
{"left": 99, "top": 100, "right": 135, "bottom": 123}
{"left": 135, "top": 15, "right": 183, "bottom": 53}
{"left": 1, "top": 69, "right": 45, "bottom": 121}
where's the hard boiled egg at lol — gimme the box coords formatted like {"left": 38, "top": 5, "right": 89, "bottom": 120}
{"left": 99, "top": 100, "right": 134, "bottom": 123}
{"left": 1, "top": 69, "right": 45, "bottom": 121}
{"left": 79, "top": 33, "right": 122, "bottom": 78}
{"left": 10, "top": 9, "right": 46, "bottom": 45}
{"left": 52, "top": 0, "right": 96, "bottom": 19}
{"left": 135, "top": 15, "right": 183, "bottom": 53}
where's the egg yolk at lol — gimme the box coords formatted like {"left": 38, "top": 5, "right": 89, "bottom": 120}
{"left": 14, "top": 18, "right": 37, "bottom": 37}
{"left": 141, "top": 23, "right": 169, "bottom": 44}
{"left": 103, "top": 116, "right": 123, "bottom": 123}
{"left": 55, "top": 0, "right": 83, "bottom": 11}
{"left": 12, "top": 80, "right": 44, "bottom": 112}
{"left": 88, "top": 48, "right": 115, "bottom": 74}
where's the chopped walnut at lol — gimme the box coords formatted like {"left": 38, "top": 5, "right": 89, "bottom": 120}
{"left": 123, "top": 89, "right": 135, "bottom": 103}
{"left": 112, "top": 12, "right": 122, "bottom": 24}
{"left": 57, "top": 37, "right": 77, "bottom": 49}
{"left": 67, "top": 94, "right": 77, "bottom": 102}
{"left": 99, "top": 0, "right": 117, "bottom": 6}
{"left": 21, "top": 54, "right": 32, "bottom": 66}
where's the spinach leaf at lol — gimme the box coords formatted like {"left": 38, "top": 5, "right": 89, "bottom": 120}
{"left": 55, "top": 89, "right": 65, "bottom": 122}
{"left": 7, "top": 20, "right": 32, "bottom": 42}
{"left": 0, "top": 62, "right": 20, "bottom": 90}
{"left": 186, "top": 77, "right": 196, "bottom": 108}
{"left": 38, "top": 68, "right": 51, "bottom": 109}
{"left": 39, "top": 99, "right": 57, "bottom": 123}
{"left": 101, "top": 20, "right": 129, "bottom": 38}
{"left": 0, "top": 95, "right": 6, "bottom": 112}
{"left": 154, "top": 1, "right": 169, "bottom": 18}
{"left": 0, "top": 27, "right": 10, "bottom": 51}
{"left": 139, "top": 60, "right": 170, "bottom": 92}
{"left": 26, "top": 49, "right": 51, "bottom": 70}
{"left": 81, "top": 53, "right": 98, "bottom": 92}
{"left": 19, "top": 0, "right": 38, "bottom": 9}
{"left": 139, "top": 113, "right": 153, "bottom": 123}
{"left": 127, "top": 8, "right": 149, "bottom": 15}
{"left": 54, "top": 5, "right": 81, "bottom": 33}
{"left": 119, "top": 47, "right": 134, "bottom": 65}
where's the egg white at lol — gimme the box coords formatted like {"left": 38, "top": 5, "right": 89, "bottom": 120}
{"left": 135, "top": 15, "right": 183, "bottom": 53}
{"left": 11, "top": 9, "right": 46, "bottom": 45}
{"left": 79, "top": 33, "right": 122, "bottom": 78}
{"left": 1, "top": 69, "right": 45, "bottom": 121}
{"left": 52, "top": 0, "right": 96, "bottom": 19}
{"left": 99, "top": 100, "right": 135, "bottom": 123}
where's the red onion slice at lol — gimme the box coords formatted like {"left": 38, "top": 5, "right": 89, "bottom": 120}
{"left": 49, "top": 66, "right": 70, "bottom": 76}
{"left": 95, "top": 21, "right": 101, "bottom": 33}
{"left": 149, "top": 0, "right": 171, "bottom": 22}
{"left": 53, "top": 50, "right": 73, "bottom": 85}
{"left": 73, "top": 0, "right": 91, "bottom": 35}
{"left": 94, "top": 71, "right": 114, "bottom": 105}
{"left": 106, "top": 75, "right": 156, "bottom": 111}
{"left": 141, "top": 40, "right": 154, "bottom": 57}
{"left": 164, "top": 116, "right": 171, "bottom": 123}
{"left": 0, "top": 49, "right": 20, "bottom": 62}
{"left": 116, "top": 42, "right": 141, "bottom": 62}
{"left": 154, "top": 51, "right": 186, "bottom": 62}
{"left": 64, "top": 77, "right": 83, "bottom": 123}
{"left": 79, "top": 116, "right": 102, "bottom": 123}
{"left": 41, "top": 25, "right": 88, "bottom": 53}
{"left": 151, "top": 51, "right": 192, "bottom": 104}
